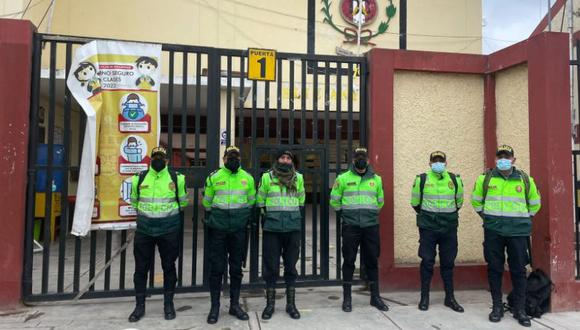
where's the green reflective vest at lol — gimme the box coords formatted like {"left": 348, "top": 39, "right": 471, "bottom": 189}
{"left": 410, "top": 170, "right": 464, "bottom": 232}
{"left": 330, "top": 166, "right": 384, "bottom": 228}
{"left": 202, "top": 167, "right": 256, "bottom": 232}
{"left": 131, "top": 167, "right": 188, "bottom": 236}
{"left": 257, "top": 170, "right": 305, "bottom": 232}
{"left": 471, "top": 167, "right": 541, "bottom": 236}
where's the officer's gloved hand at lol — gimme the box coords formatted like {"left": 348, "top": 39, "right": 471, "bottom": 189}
{"left": 259, "top": 207, "right": 266, "bottom": 227}
{"left": 250, "top": 207, "right": 258, "bottom": 227}
{"left": 412, "top": 206, "right": 421, "bottom": 214}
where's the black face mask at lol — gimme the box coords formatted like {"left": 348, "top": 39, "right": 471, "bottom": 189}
{"left": 151, "top": 158, "right": 166, "bottom": 172}
{"left": 225, "top": 157, "right": 240, "bottom": 172}
{"left": 354, "top": 159, "right": 368, "bottom": 170}
{"left": 277, "top": 163, "right": 293, "bottom": 173}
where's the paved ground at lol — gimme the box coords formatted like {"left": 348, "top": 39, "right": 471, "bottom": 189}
{"left": 2, "top": 288, "right": 579, "bottom": 330}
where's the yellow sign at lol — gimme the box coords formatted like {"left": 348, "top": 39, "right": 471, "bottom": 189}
{"left": 67, "top": 40, "right": 162, "bottom": 236}
{"left": 248, "top": 48, "right": 276, "bottom": 81}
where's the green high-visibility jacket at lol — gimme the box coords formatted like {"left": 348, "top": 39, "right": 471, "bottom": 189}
{"left": 410, "top": 170, "right": 464, "bottom": 233}
{"left": 131, "top": 167, "right": 188, "bottom": 236}
{"left": 202, "top": 167, "right": 256, "bottom": 232}
{"left": 330, "top": 166, "right": 384, "bottom": 228}
{"left": 471, "top": 167, "right": 541, "bottom": 236}
{"left": 257, "top": 170, "right": 305, "bottom": 232}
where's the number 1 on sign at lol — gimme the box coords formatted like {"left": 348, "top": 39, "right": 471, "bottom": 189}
{"left": 257, "top": 57, "right": 266, "bottom": 78}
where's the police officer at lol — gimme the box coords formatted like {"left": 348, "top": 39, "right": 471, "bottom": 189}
{"left": 410, "top": 151, "right": 464, "bottom": 312}
{"left": 330, "top": 147, "right": 388, "bottom": 313}
{"left": 257, "top": 150, "right": 305, "bottom": 320}
{"left": 129, "top": 146, "right": 188, "bottom": 322}
{"left": 472, "top": 145, "right": 541, "bottom": 327}
{"left": 203, "top": 146, "right": 256, "bottom": 324}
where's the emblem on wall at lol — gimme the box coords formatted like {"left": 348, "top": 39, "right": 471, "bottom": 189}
{"left": 322, "top": 0, "right": 397, "bottom": 47}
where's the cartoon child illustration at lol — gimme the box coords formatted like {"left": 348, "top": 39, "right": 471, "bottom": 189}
{"left": 74, "top": 62, "right": 101, "bottom": 95}
{"left": 135, "top": 56, "right": 158, "bottom": 89}
{"left": 121, "top": 93, "right": 146, "bottom": 121}
{"left": 123, "top": 136, "right": 143, "bottom": 163}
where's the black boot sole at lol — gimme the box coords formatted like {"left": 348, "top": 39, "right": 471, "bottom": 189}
{"left": 207, "top": 310, "right": 219, "bottom": 324}
{"left": 489, "top": 313, "right": 504, "bottom": 323}
{"left": 513, "top": 315, "right": 531, "bottom": 327}
{"left": 128, "top": 315, "right": 143, "bottom": 323}
{"left": 229, "top": 310, "right": 249, "bottom": 320}
{"left": 262, "top": 308, "right": 274, "bottom": 320}
{"left": 286, "top": 310, "right": 301, "bottom": 319}
{"left": 444, "top": 302, "right": 464, "bottom": 313}
{"left": 128, "top": 308, "right": 145, "bottom": 323}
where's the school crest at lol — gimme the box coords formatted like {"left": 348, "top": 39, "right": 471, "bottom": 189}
{"left": 321, "top": 0, "right": 397, "bottom": 47}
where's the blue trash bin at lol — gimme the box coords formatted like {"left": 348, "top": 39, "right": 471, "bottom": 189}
{"left": 36, "top": 144, "right": 65, "bottom": 192}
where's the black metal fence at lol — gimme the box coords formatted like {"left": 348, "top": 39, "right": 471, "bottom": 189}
{"left": 23, "top": 33, "right": 367, "bottom": 301}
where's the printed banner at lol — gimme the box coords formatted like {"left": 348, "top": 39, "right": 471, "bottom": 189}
{"left": 68, "top": 40, "right": 161, "bottom": 236}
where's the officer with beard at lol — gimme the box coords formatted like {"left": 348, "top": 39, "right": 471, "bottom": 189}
{"left": 257, "top": 150, "right": 305, "bottom": 320}
{"left": 330, "top": 147, "right": 388, "bottom": 313}
{"left": 203, "top": 146, "right": 256, "bottom": 324}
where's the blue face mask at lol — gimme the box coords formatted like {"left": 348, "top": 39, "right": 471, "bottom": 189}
{"left": 431, "top": 162, "right": 446, "bottom": 174}
{"left": 496, "top": 158, "right": 512, "bottom": 171}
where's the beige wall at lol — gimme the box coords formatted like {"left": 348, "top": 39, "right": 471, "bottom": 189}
{"left": 14, "top": 0, "right": 481, "bottom": 55}
{"left": 496, "top": 64, "right": 530, "bottom": 171}
{"left": 393, "top": 71, "right": 485, "bottom": 263}
{"left": 407, "top": 0, "right": 482, "bottom": 54}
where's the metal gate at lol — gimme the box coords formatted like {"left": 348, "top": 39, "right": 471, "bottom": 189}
{"left": 23, "top": 33, "right": 367, "bottom": 302}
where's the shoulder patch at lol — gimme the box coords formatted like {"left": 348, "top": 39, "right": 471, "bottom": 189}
{"left": 448, "top": 181, "right": 455, "bottom": 189}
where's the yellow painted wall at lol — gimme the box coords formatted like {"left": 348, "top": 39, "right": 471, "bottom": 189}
{"left": 14, "top": 0, "right": 481, "bottom": 55}
{"left": 496, "top": 64, "right": 530, "bottom": 171}
{"left": 407, "top": 0, "right": 482, "bottom": 54}
{"left": 393, "top": 71, "right": 484, "bottom": 263}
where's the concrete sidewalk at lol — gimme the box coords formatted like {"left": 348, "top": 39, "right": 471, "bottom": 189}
{"left": 1, "top": 288, "right": 579, "bottom": 330}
